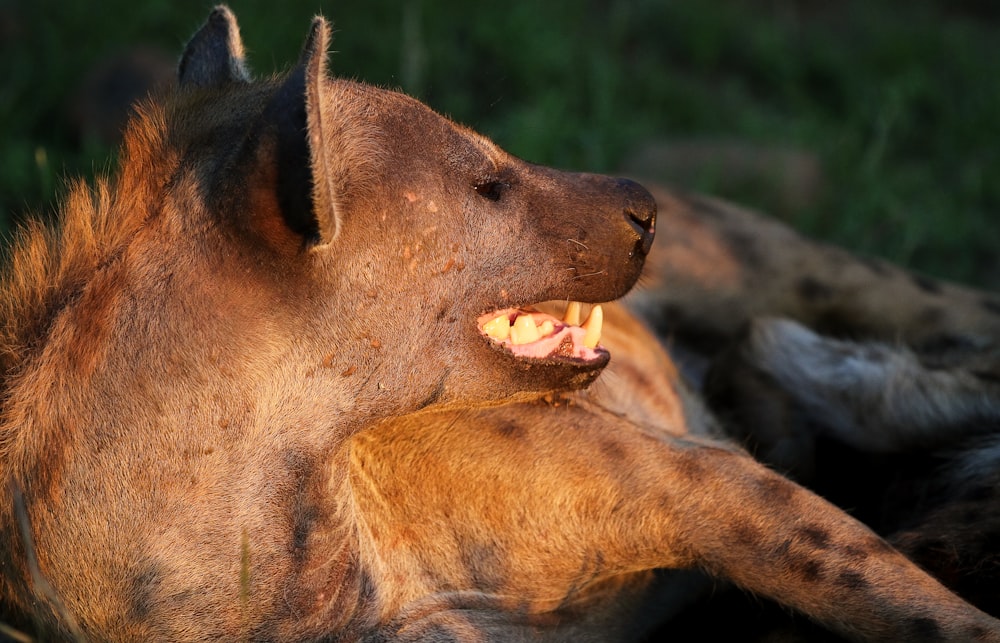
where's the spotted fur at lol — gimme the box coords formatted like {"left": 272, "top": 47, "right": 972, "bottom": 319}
{"left": 1, "top": 7, "right": 997, "bottom": 643}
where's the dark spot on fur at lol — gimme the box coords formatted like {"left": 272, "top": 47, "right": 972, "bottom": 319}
{"left": 721, "top": 228, "right": 766, "bottom": 272}
{"left": 657, "top": 492, "right": 676, "bottom": 513}
{"left": 731, "top": 521, "right": 763, "bottom": 547}
{"left": 909, "top": 617, "right": 942, "bottom": 640}
{"left": 460, "top": 541, "right": 507, "bottom": 593}
{"left": 796, "top": 526, "right": 831, "bottom": 550}
{"left": 981, "top": 298, "right": 1000, "bottom": 316}
{"left": 282, "top": 449, "right": 311, "bottom": 475}
{"left": 769, "top": 538, "right": 824, "bottom": 582}
{"left": 918, "top": 306, "right": 946, "bottom": 326}
{"left": 917, "top": 333, "right": 980, "bottom": 355}
{"left": 860, "top": 256, "right": 892, "bottom": 276}
{"left": 754, "top": 475, "right": 796, "bottom": 506}
{"left": 291, "top": 504, "right": 318, "bottom": 561}
{"left": 129, "top": 563, "right": 161, "bottom": 619}
{"left": 282, "top": 449, "right": 319, "bottom": 563}
{"left": 796, "top": 277, "right": 833, "bottom": 303}
{"left": 800, "top": 559, "right": 823, "bottom": 581}
{"left": 495, "top": 421, "right": 526, "bottom": 440}
{"left": 357, "top": 567, "right": 379, "bottom": 604}
{"left": 812, "top": 308, "right": 882, "bottom": 341}
{"left": 911, "top": 273, "right": 943, "bottom": 295}
{"left": 789, "top": 554, "right": 823, "bottom": 582}
{"left": 436, "top": 305, "right": 449, "bottom": 322}
{"left": 599, "top": 439, "right": 626, "bottom": 462}
{"left": 672, "top": 451, "right": 707, "bottom": 481}
{"left": 415, "top": 373, "right": 448, "bottom": 411}
{"left": 835, "top": 569, "right": 868, "bottom": 591}
{"left": 838, "top": 544, "right": 869, "bottom": 561}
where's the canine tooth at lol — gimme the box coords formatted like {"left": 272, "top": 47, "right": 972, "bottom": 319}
{"left": 539, "top": 320, "right": 555, "bottom": 337}
{"left": 510, "top": 315, "right": 540, "bottom": 345}
{"left": 564, "top": 301, "right": 582, "bottom": 326}
{"left": 483, "top": 315, "right": 510, "bottom": 341}
{"left": 582, "top": 304, "right": 603, "bottom": 349}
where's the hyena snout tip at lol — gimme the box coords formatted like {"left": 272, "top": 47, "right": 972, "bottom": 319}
{"left": 616, "top": 177, "right": 656, "bottom": 258}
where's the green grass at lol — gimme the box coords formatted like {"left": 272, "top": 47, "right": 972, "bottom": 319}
{"left": 3, "top": 0, "right": 999, "bottom": 287}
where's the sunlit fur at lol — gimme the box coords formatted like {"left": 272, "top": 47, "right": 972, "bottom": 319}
{"left": 2, "top": 7, "right": 999, "bottom": 642}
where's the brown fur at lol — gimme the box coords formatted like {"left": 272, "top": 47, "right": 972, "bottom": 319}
{"left": 1, "top": 7, "right": 998, "bottom": 642}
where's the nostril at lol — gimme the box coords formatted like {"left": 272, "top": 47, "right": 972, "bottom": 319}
{"left": 612, "top": 177, "right": 656, "bottom": 257}
{"left": 624, "top": 208, "right": 656, "bottom": 260}
{"left": 625, "top": 208, "right": 648, "bottom": 235}
{"left": 623, "top": 208, "right": 656, "bottom": 258}
{"left": 627, "top": 207, "right": 654, "bottom": 232}
{"left": 616, "top": 178, "right": 656, "bottom": 226}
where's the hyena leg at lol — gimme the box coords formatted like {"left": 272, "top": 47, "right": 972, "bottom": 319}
{"left": 628, "top": 185, "right": 1000, "bottom": 354}
{"left": 349, "top": 403, "right": 1000, "bottom": 641}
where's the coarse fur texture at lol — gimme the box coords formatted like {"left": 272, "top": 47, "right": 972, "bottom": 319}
{"left": 1, "top": 7, "right": 999, "bottom": 642}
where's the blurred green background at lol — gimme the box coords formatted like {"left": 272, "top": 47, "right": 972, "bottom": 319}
{"left": 2, "top": 0, "right": 998, "bottom": 287}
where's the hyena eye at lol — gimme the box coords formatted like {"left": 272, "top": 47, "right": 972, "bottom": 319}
{"left": 474, "top": 180, "right": 506, "bottom": 202}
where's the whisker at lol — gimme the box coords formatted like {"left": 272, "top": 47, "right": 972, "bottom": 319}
{"left": 572, "top": 270, "right": 607, "bottom": 280}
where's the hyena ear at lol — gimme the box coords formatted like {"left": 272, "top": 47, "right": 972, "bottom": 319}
{"left": 179, "top": 5, "right": 251, "bottom": 87}
{"left": 301, "top": 17, "right": 342, "bottom": 243}
{"left": 243, "top": 16, "right": 338, "bottom": 245}
{"left": 226, "top": 15, "right": 351, "bottom": 248}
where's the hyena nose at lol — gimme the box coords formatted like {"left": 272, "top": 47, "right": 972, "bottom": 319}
{"left": 617, "top": 178, "right": 656, "bottom": 257}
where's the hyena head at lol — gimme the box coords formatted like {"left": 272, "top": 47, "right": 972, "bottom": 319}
{"left": 171, "top": 7, "right": 655, "bottom": 418}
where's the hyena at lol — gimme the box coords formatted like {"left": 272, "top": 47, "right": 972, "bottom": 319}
{"left": 626, "top": 187, "right": 1000, "bottom": 636}
{"left": 1, "top": 7, "right": 998, "bottom": 642}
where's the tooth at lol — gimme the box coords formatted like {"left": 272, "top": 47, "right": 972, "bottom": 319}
{"left": 483, "top": 315, "right": 510, "bottom": 341}
{"left": 538, "top": 320, "right": 555, "bottom": 337}
{"left": 582, "top": 304, "right": 603, "bottom": 349}
{"left": 510, "top": 315, "right": 541, "bottom": 345}
{"left": 564, "top": 301, "right": 582, "bottom": 326}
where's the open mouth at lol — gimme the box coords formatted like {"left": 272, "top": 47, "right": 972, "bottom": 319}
{"left": 477, "top": 301, "right": 607, "bottom": 363}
